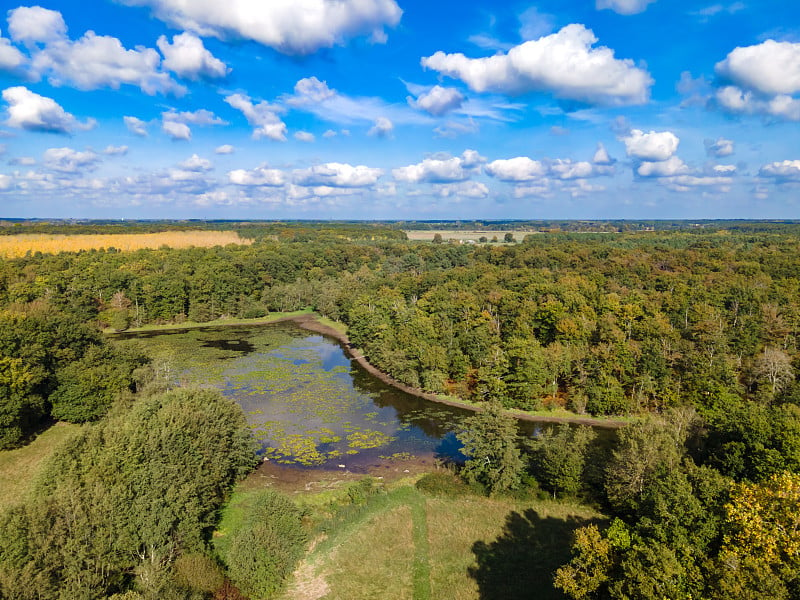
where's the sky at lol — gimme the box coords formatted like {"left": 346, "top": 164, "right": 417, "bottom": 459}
{"left": 0, "top": 0, "right": 798, "bottom": 220}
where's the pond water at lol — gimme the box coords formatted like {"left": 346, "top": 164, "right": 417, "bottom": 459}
{"left": 114, "top": 322, "right": 602, "bottom": 471}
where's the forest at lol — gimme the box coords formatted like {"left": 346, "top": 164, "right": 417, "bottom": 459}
{"left": 1, "top": 220, "right": 800, "bottom": 598}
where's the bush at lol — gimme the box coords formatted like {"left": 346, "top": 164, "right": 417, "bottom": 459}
{"left": 415, "top": 471, "right": 480, "bottom": 497}
{"left": 223, "top": 491, "right": 307, "bottom": 599}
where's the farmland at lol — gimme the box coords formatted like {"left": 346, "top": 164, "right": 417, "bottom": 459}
{"left": 0, "top": 230, "right": 251, "bottom": 257}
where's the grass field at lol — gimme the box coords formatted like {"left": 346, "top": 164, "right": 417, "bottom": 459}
{"left": 403, "top": 230, "right": 537, "bottom": 243}
{"left": 0, "top": 230, "right": 251, "bottom": 258}
{"left": 277, "top": 480, "right": 603, "bottom": 600}
{"left": 0, "top": 423, "right": 80, "bottom": 509}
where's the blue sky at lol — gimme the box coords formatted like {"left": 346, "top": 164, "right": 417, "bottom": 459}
{"left": 0, "top": 0, "right": 799, "bottom": 219}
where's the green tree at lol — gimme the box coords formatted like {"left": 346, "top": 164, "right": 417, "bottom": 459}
{"left": 530, "top": 424, "right": 596, "bottom": 498}
{"left": 456, "top": 401, "right": 524, "bottom": 495}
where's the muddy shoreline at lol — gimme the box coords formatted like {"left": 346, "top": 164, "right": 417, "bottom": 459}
{"left": 277, "top": 314, "right": 627, "bottom": 430}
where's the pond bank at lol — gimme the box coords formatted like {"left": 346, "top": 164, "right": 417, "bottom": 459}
{"left": 280, "top": 314, "right": 627, "bottom": 430}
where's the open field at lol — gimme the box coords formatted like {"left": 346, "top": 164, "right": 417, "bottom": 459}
{"left": 0, "top": 422, "right": 80, "bottom": 509}
{"left": 0, "top": 230, "right": 251, "bottom": 258}
{"left": 275, "top": 478, "right": 603, "bottom": 600}
{"left": 403, "top": 230, "right": 538, "bottom": 242}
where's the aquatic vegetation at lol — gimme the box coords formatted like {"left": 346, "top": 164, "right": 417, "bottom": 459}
{"left": 113, "top": 323, "right": 469, "bottom": 467}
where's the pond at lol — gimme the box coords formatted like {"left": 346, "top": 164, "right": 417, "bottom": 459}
{"left": 113, "top": 322, "right": 607, "bottom": 471}
{"left": 114, "top": 323, "right": 474, "bottom": 470}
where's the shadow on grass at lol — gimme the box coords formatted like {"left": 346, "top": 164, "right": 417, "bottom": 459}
{"left": 469, "top": 509, "right": 597, "bottom": 600}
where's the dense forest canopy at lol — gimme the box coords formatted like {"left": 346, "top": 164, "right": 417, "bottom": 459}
{"left": 2, "top": 220, "right": 800, "bottom": 598}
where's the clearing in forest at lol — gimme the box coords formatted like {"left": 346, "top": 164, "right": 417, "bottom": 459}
{"left": 0, "top": 230, "right": 252, "bottom": 257}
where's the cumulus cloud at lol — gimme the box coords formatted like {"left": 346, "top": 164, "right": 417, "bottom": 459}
{"left": 636, "top": 156, "right": 690, "bottom": 177}
{"left": 484, "top": 157, "right": 547, "bottom": 182}
{"left": 434, "top": 181, "right": 489, "bottom": 199}
{"left": 162, "top": 120, "right": 191, "bottom": 140}
{"left": 0, "top": 173, "right": 12, "bottom": 190}
{"left": 293, "top": 163, "right": 383, "bottom": 187}
{"left": 120, "top": 0, "right": 402, "bottom": 55}
{"left": 393, "top": 150, "right": 482, "bottom": 183}
{"left": 7, "top": 6, "right": 66, "bottom": 44}
{"left": 622, "top": 129, "right": 680, "bottom": 161}
{"left": 367, "top": 117, "right": 393, "bottom": 137}
{"left": 124, "top": 115, "right": 149, "bottom": 136}
{"left": 157, "top": 32, "right": 229, "bottom": 80}
{"left": 0, "top": 31, "right": 25, "bottom": 72}
{"left": 294, "top": 131, "right": 315, "bottom": 142}
{"left": 9, "top": 7, "right": 184, "bottom": 96}
{"left": 43, "top": 147, "right": 101, "bottom": 173}
{"left": 179, "top": 154, "right": 213, "bottom": 171}
{"left": 215, "top": 144, "right": 235, "bottom": 154}
{"left": 596, "top": 0, "right": 657, "bottom": 15}
{"left": 714, "top": 40, "right": 800, "bottom": 121}
{"left": 229, "top": 165, "right": 286, "bottom": 186}
{"left": 421, "top": 24, "right": 652, "bottom": 106}
{"left": 593, "top": 142, "right": 616, "bottom": 165}
{"left": 716, "top": 40, "right": 800, "bottom": 96}
{"left": 224, "top": 93, "right": 287, "bottom": 141}
{"left": 103, "top": 145, "right": 128, "bottom": 156}
{"left": 705, "top": 137, "right": 735, "bottom": 157}
{"left": 715, "top": 85, "right": 800, "bottom": 121}
{"left": 759, "top": 160, "right": 800, "bottom": 182}
{"left": 3, "top": 86, "right": 95, "bottom": 134}
{"left": 160, "top": 108, "right": 227, "bottom": 139}
{"left": 408, "top": 85, "right": 464, "bottom": 116}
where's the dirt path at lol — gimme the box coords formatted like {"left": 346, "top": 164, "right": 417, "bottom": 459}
{"left": 279, "top": 313, "right": 627, "bottom": 429}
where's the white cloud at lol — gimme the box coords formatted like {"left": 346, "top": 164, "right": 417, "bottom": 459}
{"left": 162, "top": 109, "right": 227, "bottom": 126}
{"left": 179, "top": 154, "right": 213, "bottom": 171}
{"left": 7, "top": 7, "right": 66, "bottom": 44}
{"left": 759, "top": 160, "right": 800, "bottom": 182}
{"left": 596, "top": 0, "right": 657, "bottom": 15}
{"left": 120, "top": 0, "right": 402, "bottom": 55}
{"left": 229, "top": 165, "right": 286, "bottom": 186}
{"left": 713, "top": 164, "right": 737, "bottom": 174}
{"left": 622, "top": 129, "right": 680, "bottom": 161}
{"left": 0, "top": 31, "right": 25, "bottom": 72}
{"left": 293, "top": 163, "right": 383, "bottom": 187}
{"left": 393, "top": 151, "right": 481, "bottom": 183}
{"left": 716, "top": 40, "right": 800, "bottom": 96}
{"left": 484, "top": 157, "right": 546, "bottom": 182}
{"left": 593, "top": 142, "right": 615, "bottom": 165}
{"left": 705, "top": 137, "right": 735, "bottom": 157}
{"left": 550, "top": 159, "right": 605, "bottom": 179}
{"left": 713, "top": 40, "right": 800, "bottom": 121}
{"left": 3, "top": 86, "right": 95, "bottom": 134}
{"left": 224, "top": 93, "right": 287, "bottom": 141}
{"left": 43, "top": 147, "right": 101, "bottom": 173}
{"left": 288, "top": 77, "right": 431, "bottom": 128}
{"left": 103, "top": 145, "right": 128, "bottom": 156}
{"left": 215, "top": 144, "right": 235, "bottom": 154}
{"left": 0, "top": 174, "right": 12, "bottom": 190}
{"left": 637, "top": 156, "right": 690, "bottom": 177}
{"left": 434, "top": 181, "right": 489, "bottom": 199}
{"left": 162, "top": 120, "right": 191, "bottom": 140}
{"left": 408, "top": 85, "right": 464, "bottom": 116}
{"left": 9, "top": 156, "right": 36, "bottom": 166}
{"left": 31, "top": 33, "right": 184, "bottom": 96}
{"left": 367, "top": 117, "right": 393, "bottom": 137}
{"left": 124, "top": 115, "right": 149, "bottom": 136}
{"left": 322, "top": 129, "right": 338, "bottom": 138}
{"left": 294, "top": 131, "right": 315, "bottom": 142}
{"left": 157, "top": 32, "right": 229, "bottom": 80}
{"left": 421, "top": 24, "right": 652, "bottom": 106}
{"left": 716, "top": 86, "right": 800, "bottom": 121}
